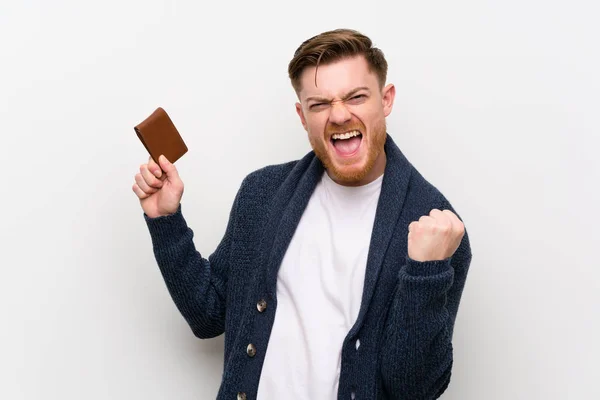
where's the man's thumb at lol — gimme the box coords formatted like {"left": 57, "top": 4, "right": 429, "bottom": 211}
{"left": 158, "top": 155, "right": 179, "bottom": 178}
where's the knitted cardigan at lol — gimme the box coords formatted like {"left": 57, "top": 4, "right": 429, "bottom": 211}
{"left": 144, "top": 134, "right": 472, "bottom": 400}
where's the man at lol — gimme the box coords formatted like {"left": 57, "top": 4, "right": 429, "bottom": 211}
{"left": 132, "top": 28, "right": 472, "bottom": 400}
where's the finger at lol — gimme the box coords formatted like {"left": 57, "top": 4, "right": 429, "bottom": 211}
{"left": 443, "top": 210, "right": 464, "bottom": 233}
{"left": 158, "top": 155, "right": 180, "bottom": 180}
{"left": 418, "top": 215, "right": 435, "bottom": 224}
{"left": 443, "top": 209, "right": 461, "bottom": 224}
{"left": 431, "top": 208, "right": 452, "bottom": 229}
{"left": 408, "top": 221, "right": 418, "bottom": 232}
{"left": 135, "top": 173, "right": 158, "bottom": 195}
{"left": 140, "top": 164, "right": 164, "bottom": 189}
{"left": 429, "top": 208, "right": 443, "bottom": 217}
{"left": 148, "top": 156, "right": 162, "bottom": 179}
{"left": 429, "top": 208, "right": 448, "bottom": 226}
{"left": 132, "top": 182, "right": 150, "bottom": 199}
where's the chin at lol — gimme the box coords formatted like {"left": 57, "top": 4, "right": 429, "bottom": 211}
{"left": 329, "top": 160, "right": 372, "bottom": 184}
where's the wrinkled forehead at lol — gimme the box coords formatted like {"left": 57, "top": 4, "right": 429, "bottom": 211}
{"left": 298, "top": 55, "right": 379, "bottom": 101}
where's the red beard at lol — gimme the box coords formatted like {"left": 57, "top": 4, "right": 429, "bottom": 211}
{"left": 309, "top": 118, "right": 387, "bottom": 185}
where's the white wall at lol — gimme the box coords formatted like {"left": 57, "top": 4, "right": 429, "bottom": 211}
{"left": 1, "top": 1, "right": 598, "bottom": 399}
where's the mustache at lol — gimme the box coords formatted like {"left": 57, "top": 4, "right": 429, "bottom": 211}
{"left": 325, "top": 123, "right": 366, "bottom": 137}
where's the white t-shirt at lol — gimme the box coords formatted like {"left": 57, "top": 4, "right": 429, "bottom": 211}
{"left": 257, "top": 171, "right": 383, "bottom": 399}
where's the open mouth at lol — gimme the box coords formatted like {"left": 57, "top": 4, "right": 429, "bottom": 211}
{"left": 330, "top": 130, "right": 363, "bottom": 157}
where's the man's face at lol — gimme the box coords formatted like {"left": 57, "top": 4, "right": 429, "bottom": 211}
{"left": 295, "top": 55, "right": 395, "bottom": 186}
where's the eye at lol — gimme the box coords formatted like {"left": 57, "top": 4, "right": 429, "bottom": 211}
{"left": 309, "top": 102, "right": 329, "bottom": 111}
{"left": 347, "top": 94, "right": 367, "bottom": 104}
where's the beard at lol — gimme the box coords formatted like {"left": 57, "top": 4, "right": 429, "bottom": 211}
{"left": 308, "top": 118, "right": 387, "bottom": 185}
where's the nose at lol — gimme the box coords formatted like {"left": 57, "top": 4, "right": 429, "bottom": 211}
{"left": 328, "top": 100, "right": 352, "bottom": 125}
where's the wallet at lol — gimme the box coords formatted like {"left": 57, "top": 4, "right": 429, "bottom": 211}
{"left": 134, "top": 107, "right": 188, "bottom": 167}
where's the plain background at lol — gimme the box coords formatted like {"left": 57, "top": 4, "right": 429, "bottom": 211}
{"left": 1, "top": 0, "right": 598, "bottom": 399}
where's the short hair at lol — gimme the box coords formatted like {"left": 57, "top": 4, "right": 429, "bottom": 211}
{"left": 288, "top": 28, "right": 388, "bottom": 94}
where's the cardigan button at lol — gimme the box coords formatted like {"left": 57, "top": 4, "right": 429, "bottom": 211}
{"left": 237, "top": 392, "right": 247, "bottom": 400}
{"left": 256, "top": 299, "right": 267, "bottom": 313}
{"left": 247, "top": 343, "right": 256, "bottom": 357}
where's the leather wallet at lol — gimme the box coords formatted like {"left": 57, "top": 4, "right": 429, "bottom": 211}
{"left": 134, "top": 107, "right": 188, "bottom": 166}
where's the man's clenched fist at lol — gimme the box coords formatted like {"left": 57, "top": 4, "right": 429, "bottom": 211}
{"left": 132, "top": 154, "right": 184, "bottom": 218}
{"left": 408, "top": 209, "right": 465, "bottom": 262}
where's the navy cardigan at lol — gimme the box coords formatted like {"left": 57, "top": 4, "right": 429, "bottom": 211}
{"left": 144, "top": 134, "right": 472, "bottom": 399}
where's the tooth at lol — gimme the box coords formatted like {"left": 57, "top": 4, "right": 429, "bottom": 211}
{"left": 333, "top": 131, "right": 362, "bottom": 140}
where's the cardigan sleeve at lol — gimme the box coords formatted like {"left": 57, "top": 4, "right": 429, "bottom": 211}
{"left": 142, "top": 179, "right": 246, "bottom": 339}
{"left": 379, "top": 201, "right": 473, "bottom": 399}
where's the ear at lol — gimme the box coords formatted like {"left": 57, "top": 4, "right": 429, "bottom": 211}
{"left": 295, "top": 102, "right": 308, "bottom": 131}
{"left": 381, "top": 83, "right": 396, "bottom": 117}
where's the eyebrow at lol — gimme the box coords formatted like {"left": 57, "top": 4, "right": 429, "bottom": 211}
{"left": 305, "top": 86, "right": 371, "bottom": 103}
